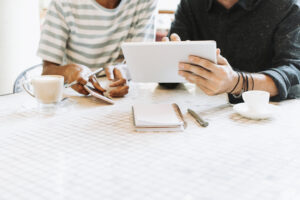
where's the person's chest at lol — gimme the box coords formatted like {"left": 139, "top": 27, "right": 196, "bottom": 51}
{"left": 189, "top": 4, "right": 282, "bottom": 71}
{"left": 65, "top": 0, "right": 140, "bottom": 47}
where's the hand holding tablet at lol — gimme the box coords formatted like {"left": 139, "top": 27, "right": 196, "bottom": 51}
{"left": 122, "top": 40, "right": 217, "bottom": 83}
{"left": 123, "top": 33, "right": 239, "bottom": 96}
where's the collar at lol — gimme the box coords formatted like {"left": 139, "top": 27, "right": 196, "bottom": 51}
{"left": 238, "top": 0, "right": 262, "bottom": 11}
{"left": 206, "top": 0, "right": 263, "bottom": 12}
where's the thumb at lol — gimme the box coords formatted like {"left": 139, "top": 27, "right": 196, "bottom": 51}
{"left": 105, "top": 66, "right": 114, "bottom": 80}
{"left": 77, "top": 77, "right": 88, "bottom": 85}
{"left": 217, "top": 53, "right": 228, "bottom": 65}
{"left": 170, "top": 33, "right": 181, "bottom": 42}
{"left": 161, "top": 37, "right": 170, "bottom": 42}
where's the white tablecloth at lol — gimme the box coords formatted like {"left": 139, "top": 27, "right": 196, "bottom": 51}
{"left": 0, "top": 82, "right": 300, "bottom": 200}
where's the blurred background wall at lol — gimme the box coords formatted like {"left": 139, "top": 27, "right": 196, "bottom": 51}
{"left": 0, "top": 0, "right": 40, "bottom": 95}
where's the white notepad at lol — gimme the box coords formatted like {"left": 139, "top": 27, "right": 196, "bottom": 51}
{"left": 132, "top": 104, "right": 184, "bottom": 132}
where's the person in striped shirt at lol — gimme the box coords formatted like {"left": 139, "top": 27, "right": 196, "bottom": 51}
{"left": 38, "top": 0, "right": 157, "bottom": 97}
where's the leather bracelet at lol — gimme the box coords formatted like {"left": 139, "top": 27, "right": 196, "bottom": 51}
{"left": 242, "top": 72, "right": 246, "bottom": 92}
{"left": 245, "top": 73, "right": 249, "bottom": 92}
{"left": 232, "top": 72, "right": 245, "bottom": 98}
{"left": 250, "top": 74, "right": 254, "bottom": 90}
{"left": 229, "top": 71, "right": 240, "bottom": 94}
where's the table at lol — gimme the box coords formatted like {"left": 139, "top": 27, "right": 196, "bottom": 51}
{"left": 1, "top": 82, "right": 300, "bottom": 200}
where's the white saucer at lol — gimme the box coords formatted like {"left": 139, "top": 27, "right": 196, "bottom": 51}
{"left": 233, "top": 103, "right": 277, "bottom": 120}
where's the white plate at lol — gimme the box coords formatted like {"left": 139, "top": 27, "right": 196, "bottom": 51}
{"left": 233, "top": 103, "right": 277, "bottom": 120}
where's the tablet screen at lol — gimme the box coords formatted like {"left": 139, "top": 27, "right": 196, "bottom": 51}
{"left": 122, "top": 41, "right": 216, "bottom": 83}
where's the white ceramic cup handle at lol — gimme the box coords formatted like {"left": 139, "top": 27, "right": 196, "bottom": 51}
{"left": 22, "top": 81, "right": 35, "bottom": 98}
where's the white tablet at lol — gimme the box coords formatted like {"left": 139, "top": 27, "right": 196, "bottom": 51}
{"left": 121, "top": 41, "right": 217, "bottom": 83}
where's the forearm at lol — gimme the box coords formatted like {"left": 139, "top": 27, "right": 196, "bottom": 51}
{"left": 42, "top": 61, "right": 67, "bottom": 77}
{"left": 231, "top": 73, "right": 279, "bottom": 97}
{"left": 42, "top": 61, "right": 81, "bottom": 84}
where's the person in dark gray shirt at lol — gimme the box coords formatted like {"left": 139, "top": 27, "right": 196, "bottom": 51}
{"left": 165, "top": 0, "right": 300, "bottom": 102}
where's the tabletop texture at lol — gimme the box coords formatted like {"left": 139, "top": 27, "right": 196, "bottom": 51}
{"left": 0, "top": 82, "right": 300, "bottom": 200}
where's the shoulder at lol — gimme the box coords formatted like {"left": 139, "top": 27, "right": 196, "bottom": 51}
{"left": 51, "top": 0, "right": 94, "bottom": 9}
{"left": 49, "top": 0, "right": 96, "bottom": 15}
{"left": 52, "top": 0, "right": 89, "bottom": 5}
{"left": 126, "top": 0, "right": 158, "bottom": 12}
{"left": 134, "top": 0, "right": 158, "bottom": 6}
{"left": 262, "top": 0, "right": 300, "bottom": 11}
{"left": 177, "top": 0, "right": 207, "bottom": 12}
{"left": 282, "top": 0, "right": 300, "bottom": 7}
{"left": 261, "top": 0, "right": 300, "bottom": 32}
{"left": 289, "top": 0, "right": 300, "bottom": 11}
{"left": 256, "top": 0, "right": 300, "bottom": 21}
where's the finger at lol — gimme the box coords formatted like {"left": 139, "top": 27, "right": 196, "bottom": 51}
{"left": 161, "top": 37, "right": 170, "bottom": 42}
{"left": 110, "top": 78, "right": 126, "bottom": 87}
{"left": 105, "top": 67, "right": 114, "bottom": 80}
{"left": 196, "top": 83, "right": 215, "bottom": 96}
{"left": 109, "top": 85, "right": 129, "bottom": 97}
{"left": 179, "top": 62, "right": 211, "bottom": 80}
{"left": 188, "top": 55, "right": 217, "bottom": 72}
{"left": 113, "top": 68, "right": 124, "bottom": 80}
{"left": 71, "top": 84, "right": 89, "bottom": 95}
{"left": 77, "top": 77, "right": 88, "bottom": 85}
{"left": 179, "top": 70, "right": 219, "bottom": 94}
{"left": 217, "top": 48, "right": 221, "bottom": 56}
{"left": 179, "top": 71, "right": 207, "bottom": 85}
{"left": 217, "top": 54, "right": 228, "bottom": 65}
{"left": 110, "top": 68, "right": 127, "bottom": 87}
{"left": 178, "top": 71, "right": 216, "bottom": 94}
{"left": 89, "top": 76, "right": 106, "bottom": 93}
{"left": 170, "top": 33, "right": 181, "bottom": 41}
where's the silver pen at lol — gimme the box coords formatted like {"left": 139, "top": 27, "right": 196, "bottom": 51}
{"left": 188, "top": 108, "right": 209, "bottom": 127}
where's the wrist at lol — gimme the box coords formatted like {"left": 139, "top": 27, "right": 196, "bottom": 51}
{"left": 228, "top": 71, "right": 240, "bottom": 94}
{"left": 42, "top": 62, "right": 67, "bottom": 78}
{"left": 231, "top": 72, "right": 254, "bottom": 97}
{"left": 59, "top": 65, "right": 71, "bottom": 83}
{"left": 63, "top": 64, "right": 80, "bottom": 83}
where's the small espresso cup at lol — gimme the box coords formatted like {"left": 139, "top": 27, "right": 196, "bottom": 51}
{"left": 23, "top": 75, "right": 64, "bottom": 105}
{"left": 242, "top": 90, "right": 270, "bottom": 112}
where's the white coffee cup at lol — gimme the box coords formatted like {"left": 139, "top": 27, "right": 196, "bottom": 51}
{"left": 23, "top": 75, "right": 64, "bottom": 104}
{"left": 242, "top": 90, "right": 270, "bottom": 112}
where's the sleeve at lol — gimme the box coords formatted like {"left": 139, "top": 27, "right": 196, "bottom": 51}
{"left": 128, "top": 0, "right": 158, "bottom": 42}
{"left": 37, "top": 0, "right": 70, "bottom": 65}
{"left": 168, "top": 0, "right": 192, "bottom": 41}
{"left": 261, "top": 2, "right": 300, "bottom": 101}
